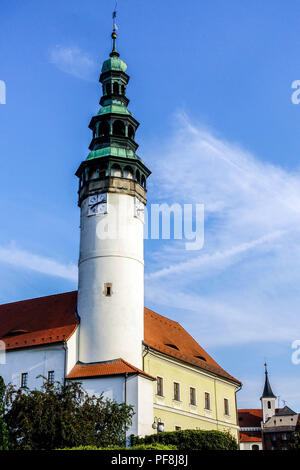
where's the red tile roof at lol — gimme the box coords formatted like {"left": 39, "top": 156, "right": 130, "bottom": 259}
{"left": 238, "top": 409, "right": 282, "bottom": 428}
{"left": 67, "top": 359, "right": 155, "bottom": 380}
{"left": 0, "top": 291, "right": 240, "bottom": 384}
{"left": 0, "top": 291, "right": 78, "bottom": 350}
{"left": 240, "top": 432, "right": 262, "bottom": 443}
{"left": 144, "top": 307, "right": 241, "bottom": 385}
{"left": 238, "top": 409, "right": 263, "bottom": 428}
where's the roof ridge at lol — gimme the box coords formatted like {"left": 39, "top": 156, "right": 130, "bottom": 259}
{"left": 144, "top": 307, "right": 180, "bottom": 327}
{"left": 0, "top": 290, "right": 77, "bottom": 308}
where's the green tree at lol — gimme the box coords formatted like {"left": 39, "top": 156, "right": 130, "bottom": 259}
{"left": 0, "top": 376, "right": 9, "bottom": 450}
{"left": 4, "top": 378, "right": 134, "bottom": 450}
{"left": 131, "top": 429, "right": 239, "bottom": 450}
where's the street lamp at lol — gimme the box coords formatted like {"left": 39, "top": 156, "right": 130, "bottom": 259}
{"left": 152, "top": 416, "right": 164, "bottom": 433}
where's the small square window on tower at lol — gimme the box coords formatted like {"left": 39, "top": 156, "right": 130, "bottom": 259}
{"left": 104, "top": 283, "right": 112, "bottom": 297}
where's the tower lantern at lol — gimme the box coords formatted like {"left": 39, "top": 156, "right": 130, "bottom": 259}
{"left": 76, "top": 28, "right": 151, "bottom": 368}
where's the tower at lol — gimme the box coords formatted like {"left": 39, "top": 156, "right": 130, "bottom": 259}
{"left": 260, "top": 363, "right": 276, "bottom": 423}
{"left": 76, "top": 28, "right": 151, "bottom": 368}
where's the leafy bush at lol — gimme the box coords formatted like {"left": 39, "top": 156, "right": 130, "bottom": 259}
{"left": 0, "top": 377, "right": 8, "bottom": 450}
{"left": 131, "top": 429, "right": 238, "bottom": 450}
{"left": 57, "top": 444, "right": 177, "bottom": 450}
{"left": 4, "top": 379, "right": 134, "bottom": 450}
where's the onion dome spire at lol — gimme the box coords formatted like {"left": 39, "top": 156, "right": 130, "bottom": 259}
{"left": 75, "top": 21, "right": 151, "bottom": 206}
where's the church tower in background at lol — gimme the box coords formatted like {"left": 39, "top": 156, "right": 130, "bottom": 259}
{"left": 76, "top": 27, "right": 151, "bottom": 367}
{"left": 261, "top": 363, "right": 277, "bottom": 423}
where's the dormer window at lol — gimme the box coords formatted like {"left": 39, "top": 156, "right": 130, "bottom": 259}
{"left": 165, "top": 343, "right": 179, "bottom": 350}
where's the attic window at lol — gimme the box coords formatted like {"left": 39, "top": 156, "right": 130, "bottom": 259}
{"left": 194, "top": 355, "right": 207, "bottom": 361}
{"left": 3, "top": 329, "right": 29, "bottom": 337}
{"left": 164, "top": 343, "right": 179, "bottom": 350}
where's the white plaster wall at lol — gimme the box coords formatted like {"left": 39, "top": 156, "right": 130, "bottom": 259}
{"left": 78, "top": 192, "right": 144, "bottom": 368}
{"left": 0, "top": 345, "right": 65, "bottom": 389}
{"left": 261, "top": 397, "right": 276, "bottom": 423}
{"left": 126, "top": 375, "right": 154, "bottom": 437}
{"left": 70, "top": 375, "right": 153, "bottom": 438}
{"left": 240, "top": 441, "right": 262, "bottom": 450}
{"left": 75, "top": 376, "right": 124, "bottom": 402}
{"left": 66, "top": 328, "right": 78, "bottom": 375}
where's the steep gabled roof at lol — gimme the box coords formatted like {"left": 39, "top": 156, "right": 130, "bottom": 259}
{"left": 275, "top": 406, "right": 297, "bottom": 416}
{"left": 144, "top": 307, "right": 241, "bottom": 385}
{"left": 0, "top": 291, "right": 240, "bottom": 384}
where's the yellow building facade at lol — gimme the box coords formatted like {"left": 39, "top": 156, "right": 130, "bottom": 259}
{"left": 143, "top": 347, "right": 240, "bottom": 440}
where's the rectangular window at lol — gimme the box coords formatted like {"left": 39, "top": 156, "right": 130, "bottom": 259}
{"left": 190, "top": 387, "right": 196, "bottom": 406}
{"left": 21, "top": 372, "right": 28, "bottom": 388}
{"left": 174, "top": 382, "right": 180, "bottom": 401}
{"left": 175, "top": 426, "right": 181, "bottom": 431}
{"left": 157, "top": 376, "right": 163, "bottom": 396}
{"left": 224, "top": 398, "right": 229, "bottom": 415}
{"left": 204, "top": 392, "right": 211, "bottom": 410}
{"left": 104, "top": 283, "right": 112, "bottom": 297}
{"left": 48, "top": 371, "right": 55, "bottom": 385}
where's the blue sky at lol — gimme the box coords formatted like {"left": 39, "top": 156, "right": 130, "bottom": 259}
{"left": 1, "top": 0, "right": 300, "bottom": 410}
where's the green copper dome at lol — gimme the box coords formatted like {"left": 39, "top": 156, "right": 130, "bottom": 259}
{"left": 101, "top": 56, "right": 127, "bottom": 74}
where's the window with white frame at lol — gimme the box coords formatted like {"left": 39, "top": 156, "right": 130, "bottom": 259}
{"left": 204, "top": 391, "right": 211, "bottom": 410}
{"left": 21, "top": 372, "right": 28, "bottom": 388}
{"left": 157, "top": 376, "right": 163, "bottom": 396}
{"left": 190, "top": 387, "right": 196, "bottom": 406}
{"left": 48, "top": 371, "right": 55, "bottom": 385}
{"left": 173, "top": 382, "right": 180, "bottom": 401}
{"left": 224, "top": 398, "right": 230, "bottom": 415}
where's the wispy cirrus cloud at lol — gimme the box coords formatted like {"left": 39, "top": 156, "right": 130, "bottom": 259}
{"left": 49, "top": 45, "right": 97, "bottom": 81}
{"left": 0, "top": 243, "right": 77, "bottom": 282}
{"left": 144, "top": 113, "right": 300, "bottom": 347}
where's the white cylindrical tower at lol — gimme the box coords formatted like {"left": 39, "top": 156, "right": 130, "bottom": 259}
{"left": 76, "top": 30, "right": 150, "bottom": 369}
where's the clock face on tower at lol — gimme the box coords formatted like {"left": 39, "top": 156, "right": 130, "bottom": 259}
{"left": 135, "top": 197, "right": 145, "bottom": 222}
{"left": 87, "top": 193, "right": 107, "bottom": 216}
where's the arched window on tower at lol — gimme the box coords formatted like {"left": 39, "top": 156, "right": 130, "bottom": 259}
{"left": 141, "top": 175, "right": 146, "bottom": 189}
{"left": 136, "top": 170, "right": 140, "bottom": 183}
{"left": 98, "top": 164, "right": 107, "bottom": 179}
{"left": 113, "top": 120, "right": 125, "bottom": 137}
{"left": 89, "top": 168, "right": 99, "bottom": 180}
{"left": 113, "top": 82, "right": 119, "bottom": 95}
{"left": 98, "top": 120, "right": 109, "bottom": 137}
{"left": 268, "top": 401, "right": 271, "bottom": 409}
{"left": 111, "top": 164, "right": 122, "bottom": 178}
{"left": 121, "top": 85, "right": 125, "bottom": 95}
{"left": 105, "top": 83, "right": 111, "bottom": 95}
{"left": 128, "top": 125, "right": 135, "bottom": 140}
{"left": 123, "top": 166, "right": 133, "bottom": 180}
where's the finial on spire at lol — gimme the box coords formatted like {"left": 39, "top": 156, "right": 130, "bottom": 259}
{"left": 264, "top": 362, "right": 268, "bottom": 373}
{"left": 110, "top": 3, "right": 120, "bottom": 57}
